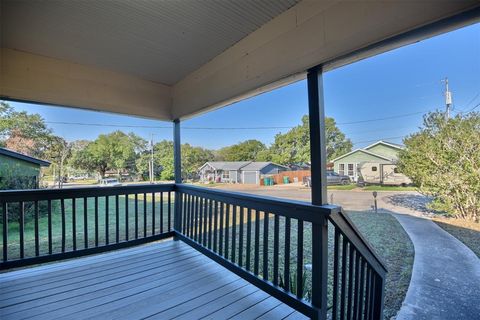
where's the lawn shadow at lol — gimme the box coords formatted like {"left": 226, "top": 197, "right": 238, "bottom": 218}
{"left": 384, "top": 193, "right": 435, "bottom": 215}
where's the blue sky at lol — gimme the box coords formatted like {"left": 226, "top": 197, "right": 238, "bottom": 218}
{"left": 8, "top": 23, "right": 480, "bottom": 150}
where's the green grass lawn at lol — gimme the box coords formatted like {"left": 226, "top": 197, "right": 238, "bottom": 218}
{"left": 1, "top": 194, "right": 174, "bottom": 260}
{"left": 361, "top": 185, "right": 418, "bottom": 192}
{"left": 327, "top": 183, "right": 357, "bottom": 190}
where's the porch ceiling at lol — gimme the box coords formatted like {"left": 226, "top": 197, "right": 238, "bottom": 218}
{"left": 1, "top": 1, "right": 479, "bottom": 121}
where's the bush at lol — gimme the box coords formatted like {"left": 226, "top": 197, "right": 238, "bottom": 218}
{"left": 398, "top": 112, "right": 480, "bottom": 221}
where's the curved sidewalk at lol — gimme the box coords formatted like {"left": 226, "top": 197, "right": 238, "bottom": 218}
{"left": 393, "top": 213, "right": 480, "bottom": 320}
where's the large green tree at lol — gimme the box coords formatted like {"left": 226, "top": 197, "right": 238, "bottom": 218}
{"left": 265, "top": 115, "right": 352, "bottom": 165}
{"left": 0, "top": 101, "right": 53, "bottom": 158}
{"left": 398, "top": 111, "right": 480, "bottom": 221}
{"left": 71, "top": 131, "right": 146, "bottom": 178}
{"left": 217, "top": 140, "right": 267, "bottom": 161}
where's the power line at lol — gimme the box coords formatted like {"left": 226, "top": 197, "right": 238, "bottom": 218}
{"left": 27, "top": 109, "right": 433, "bottom": 130}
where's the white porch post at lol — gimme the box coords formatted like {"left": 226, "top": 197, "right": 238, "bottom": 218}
{"left": 173, "top": 119, "right": 182, "bottom": 238}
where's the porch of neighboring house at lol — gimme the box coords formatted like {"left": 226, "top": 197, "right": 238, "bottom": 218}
{"left": 1, "top": 2, "right": 479, "bottom": 320}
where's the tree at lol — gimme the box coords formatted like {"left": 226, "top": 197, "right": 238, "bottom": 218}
{"left": 217, "top": 140, "right": 267, "bottom": 161}
{"left": 71, "top": 131, "right": 146, "bottom": 178}
{"left": 397, "top": 111, "right": 480, "bottom": 221}
{"left": 0, "top": 101, "right": 53, "bottom": 158}
{"left": 44, "top": 136, "right": 71, "bottom": 188}
{"left": 267, "top": 115, "right": 352, "bottom": 165}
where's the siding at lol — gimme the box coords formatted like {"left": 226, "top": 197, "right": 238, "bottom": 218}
{"left": 365, "top": 144, "right": 400, "bottom": 160}
{"left": 333, "top": 151, "right": 391, "bottom": 173}
{"left": 0, "top": 154, "right": 40, "bottom": 177}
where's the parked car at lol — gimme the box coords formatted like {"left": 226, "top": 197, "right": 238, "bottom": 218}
{"left": 303, "top": 172, "right": 351, "bottom": 187}
{"left": 326, "top": 171, "right": 351, "bottom": 185}
{"left": 99, "top": 178, "right": 122, "bottom": 187}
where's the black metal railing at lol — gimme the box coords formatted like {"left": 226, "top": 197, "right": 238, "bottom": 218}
{"left": 0, "top": 183, "right": 386, "bottom": 319}
{"left": 0, "top": 184, "right": 175, "bottom": 269}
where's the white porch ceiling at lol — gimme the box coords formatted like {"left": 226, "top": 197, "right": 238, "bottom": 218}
{"left": 1, "top": 0, "right": 479, "bottom": 121}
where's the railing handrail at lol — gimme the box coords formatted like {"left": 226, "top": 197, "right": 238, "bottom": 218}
{"left": 0, "top": 183, "right": 175, "bottom": 202}
{"left": 329, "top": 211, "right": 388, "bottom": 275}
{"left": 176, "top": 184, "right": 339, "bottom": 223}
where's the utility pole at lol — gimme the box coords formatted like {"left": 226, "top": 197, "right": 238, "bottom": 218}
{"left": 443, "top": 77, "right": 452, "bottom": 120}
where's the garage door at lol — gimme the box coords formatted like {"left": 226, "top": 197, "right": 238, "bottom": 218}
{"left": 243, "top": 171, "right": 257, "bottom": 184}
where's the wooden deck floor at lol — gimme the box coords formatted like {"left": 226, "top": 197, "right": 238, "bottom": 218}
{"left": 0, "top": 240, "right": 308, "bottom": 320}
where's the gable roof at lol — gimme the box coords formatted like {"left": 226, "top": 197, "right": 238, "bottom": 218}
{"left": 331, "top": 148, "right": 392, "bottom": 163}
{"left": 364, "top": 140, "right": 404, "bottom": 151}
{"left": 241, "top": 162, "right": 289, "bottom": 171}
{"left": 200, "top": 161, "right": 252, "bottom": 171}
{"left": 0, "top": 148, "right": 51, "bottom": 166}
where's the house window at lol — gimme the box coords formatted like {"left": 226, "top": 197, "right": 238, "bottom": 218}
{"left": 348, "top": 164, "right": 354, "bottom": 176}
{"left": 222, "top": 171, "right": 230, "bottom": 179}
{"left": 339, "top": 164, "right": 345, "bottom": 175}
{"left": 394, "top": 167, "right": 399, "bottom": 174}
{"left": 372, "top": 166, "right": 377, "bottom": 172}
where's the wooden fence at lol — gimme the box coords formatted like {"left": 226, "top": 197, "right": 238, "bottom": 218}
{"left": 269, "top": 170, "right": 311, "bottom": 185}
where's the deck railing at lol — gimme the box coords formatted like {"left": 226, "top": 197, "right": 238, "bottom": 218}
{"left": 175, "top": 184, "right": 387, "bottom": 320}
{"left": 0, "top": 183, "right": 386, "bottom": 319}
{"left": 0, "top": 184, "right": 175, "bottom": 269}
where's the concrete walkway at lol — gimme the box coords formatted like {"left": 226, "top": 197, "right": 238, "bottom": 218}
{"left": 393, "top": 213, "right": 480, "bottom": 320}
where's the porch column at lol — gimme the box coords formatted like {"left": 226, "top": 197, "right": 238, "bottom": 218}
{"left": 173, "top": 119, "right": 182, "bottom": 184}
{"left": 307, "top": 66, "right": 328, "bottom": 205}
{"left": 173, "top": 119, "right": 182, "bottom": 238}
{"left": 307, "top": 65, "right": 328, "bottom": 320}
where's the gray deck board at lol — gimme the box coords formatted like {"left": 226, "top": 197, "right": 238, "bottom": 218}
{"left": 0, "top": 240, "right": 308, "bottom": 320}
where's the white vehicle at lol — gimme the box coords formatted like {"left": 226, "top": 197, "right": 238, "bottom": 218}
{"left": 358, "top": 162, "right": 412, "bottom": 186}
{"left": 99, "top": 178, "right": 122, "bottom": 187}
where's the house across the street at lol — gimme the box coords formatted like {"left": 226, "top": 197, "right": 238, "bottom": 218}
{"left": 199, "top": 161, "right": 288, "bottom": 184}
{"left": 0, "top": 147, "right": 50, "bottom": 190}
{"left": 331, "top": 141, "right": 412, "bottom": 185}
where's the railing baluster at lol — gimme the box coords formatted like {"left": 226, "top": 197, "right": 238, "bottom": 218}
{"left": 238, "top": 206, "right": 244, "bottom": 267}
{"left": 347, "top": 244, "right": 354, "bottom": 320}
{"left": 225, "top": 203, "right": 230, "bottom": 259}
{"left": 219, "top": 201, "right": 224, "bottom": 256}
{"left": 296, "top": 219, "right": 303, "bottom": 298}
{"left": 332, "top": 229, "right": 340, "bottom": 320}
{"left": 2, "top": 202, "right": 7, "bottom": 262}
{"left": 183, "top": 193, "right": 188, "bottom": 235}
{"left": 273, "top": 214, "right": 279, "bottom": 286}
{"left": 116, "top": 195, "right": 120, "bottom": 243}
{"left": 187, "top": 194, "right": 192, "bottom": 238}
{"left": 358, "top": 259, "right": 366, "bottom": 320}
{"left": 167, "top": 191, "right": 171, "bottom": 231}
{"left": 34, "top": 201, "right": 39, "bottom": 256}
{"left": 125, "top": 194, "right": 129, "bottom": 241}
{"left": 254, "top": 209, "right": 260, "bottom": 275}
{"left": 61, "top": 199, "right": 65, "bottom": 253}
{"left": 160, "top": 192, "right": 164, "bottom": 234}
{"left": 213, "top": 200, "right": 218, "bottom": 252}
{"left": 231, "top": 205, "right": 236, "bottom": 263}
{"left": 198, "top": 198, "right": 204, "bottom": 244}
{"left": 284, "top": 216, "right": 291, "bottom": 291}
{"left": 263, "top": 212, "right": 269, "bottom": 281}
{"left": 72, "top": 198, "right": 77, "bottom": 251}
{"left": 340, "top": 237, "right": 348, "bottom": 320}
{"left": 353, "top": 250, "right": 361, "bottom": 319}
{"left": 203, "top": 198, "right": 208, "bottom": 246}
{"left": 84, "top": 197, "right": 88, "bottom": 249}
{"left": 364, "top": 267, "right": 371, "bottom": 320}
{"left": 19, "top": 202, "right": 24, "bottom": 259}
{"left": 208, "top": 199, "right": 213, "bottom": 249}
{"left": 48, "top": 200, "right": 52, "bottom": 254}
{"left": 194, "top": 196, "right": 199, "bottom": 242}
{"left": 246, "top": 208, "right": 252, "bottom": 271}
{"left": 94, "top": 197, "right": 99, "bottom": 247}
{"left": 152, "top": 192, "right": 155, "bottom": 236}
{"left": 134, "top": 193, "right": 138, "bottom": 239}
{"left": 143, "top": 193, "right": 147, "bottom": 238}
{"left": 105, "top": 196, "right": 109, "bottom": 245}
{"left": 369, "top": 272, "right": 376, "bottom": 320}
